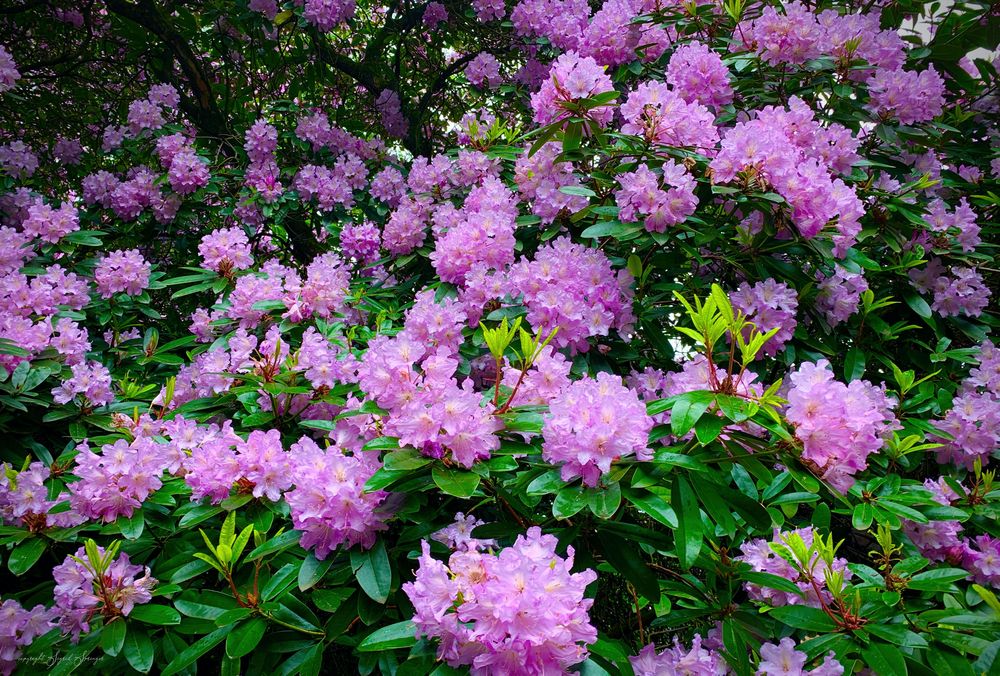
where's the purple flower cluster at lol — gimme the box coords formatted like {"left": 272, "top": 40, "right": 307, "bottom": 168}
{"left": 511, "top": 0, "right": 590, "bottom": 51}
{"left": 184, "top": 428, "right": 292, "bottom": 504}
{"left": 22, "top": 201, "right": 79, "bottom": 244}
{"left": 925, "top": 198, "right": 980, "bottom": 252}
{"left": 785, "top": 360, "right": 898, "bottom": 492}
{"left": 731, "top": 279, "right": 798, "bottom": 357}
{"left": 430, "top": 178, "right": 517, "bottom": 285}
{"left": 0, "top": 142, "right": 37, "bottom": 178}
{"left": 302, "top": 0, "right": 356, "bottom": 30}
{"left": 962, "top": 535, "right": 1000, "bottom": 587}
{"left": 472, "top": 0, "right": 504, "bottom": 21}
{"left": 514, "top": 142, "right": 588, "bottom": 224}
{"left": 199, "top": 227, "right": 254, "bottom": 273}
{"left": 370, "top": 166, "right": 406, "bottom": 206}
{"left": 432, "top": 512, "right": 496, "bottom": 551}
{"left": 468, "top": 237, "right": 634, "bottom": 352}
{"left": 354, "top": 292, "right": 500, "bottom": 467}
{"left": 53, "top": 137, "right": 84, "bottom": 165}
{"left": 67, "top": 438, "right": 167, "bottom": 522}
{"left": 245, "top": 119, "right": 283, "bottom": 200}
{"left": 53, "top": 546, "right": 156, "bottom": 639}
{"left": 502, "top": 344, "right": 571, "bottom": 406}
{"left": 630, "top": 635, "right": 728, "bottom": 676}
{"left": 294, "top": 158, "right": 366, "bottom": 211}
{"left": 738, "top": 527, "right": 851, "bottom": 608}
{"left": 423, "top": 2, "right": 448, "bottom": 26}
{"left": 52, "top": 362, "right": 114, "bottom": 408}
{"left": 933, "top": 340, "right": 1000, "bottom": 470}
{"left": 543, "top": 372, "right": 652, "bottom": 486}
{"left": 465, "top": 52, "right": 502, "bottom": 88}
{"left": 339, "top": 221, "right": 382, "bottom": 265}
{"left": 285, "top": 437, "right": 391, "bottom": 557}
{"left": 530, "top": 52, "right": 615, "bottom": 126}
{"left": 735, "top": 1, "right": 823, "bottom": 66}
{"left": 620, "top": 81, "right": 719, "bottom": 151}
{"left": 0, "top": 600, "right": 54, "bottom": 675}
{"left": 376, "top": 89, "right": 408, "bottom": 138}
{"left": 666, "top": 41, "right": 733, "bottom": 109}
{"left": 908, "top": 258, "right": 990, "bottom": 318}
{"left": 815, "top": 266, "right": 867, "bottom": 326}
{"left": 577, "top": 0, "right": 669, "bottom": 68}
{"left": 902, "top": 478, "right": 966, "bottom": 563}
{"left": 616, "top": 162, "right": 698, "bottom": 232}
{"left": 0, "top": 45, "right": 19, "bottom": 94}
{"left": 0, "top": 461, "right": 83, "bottom": 532}
{"left": 710, "top": 97, "right": 862, "bottom": 252}
{"left": 868, "top": 67, "right": 946, "bottom": 125}
{"left": 403, "top": 527, "right": 598, "bottom": 674}
{"left": 757, "top": 637, "right": 844, "bottom": 675}
{"left": 94, "top": 249, "right": 151, "bottom": 298}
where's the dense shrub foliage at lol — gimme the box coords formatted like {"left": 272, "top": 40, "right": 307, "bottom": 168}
{"left": 1, "top": 0, "right": 999, "bottom": 674}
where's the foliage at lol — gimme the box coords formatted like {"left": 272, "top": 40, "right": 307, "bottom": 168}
{"left": 1, "top": 0, "right": 999, "bottom": 674}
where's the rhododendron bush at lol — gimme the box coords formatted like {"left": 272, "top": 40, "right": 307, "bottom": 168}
{"left": 1, "top": 0, "right": 1000, "bottom": 673}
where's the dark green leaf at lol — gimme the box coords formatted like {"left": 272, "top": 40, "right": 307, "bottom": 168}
{"left": 298, "top": 553, "right": 334, "bottom": 591}
{"left": 100, "top": 618, "right": 127, "bottom": 657}
{"left": 597, "top": 531, "right": 660, "bottom": 603}
{"left": 432, "top": 466, "right": 481, "bottom": 498}
{"left": 769, "top": 605, "right": 837, "bottom": 632}
{"left": 226, "top": 618, "right": 267, "bottom": 658}
{"left": 671, "top": 475, "right": 702, "bottom": 570}
{"left": 161, "top": 625, "right": 231, "bottom": 676}
{"left": 130, "top": 604, "right": 181, "bottom": 626}
{"left": 123, "top": 628, "right": 154, "bottom": 673}
{"left": 357, "top": 620, "right": 418, "bottom": 652}
{"left": 7, "top": 537, "right": 45, "bottom": 575}
{"left": 351, "top": 539, "right": 392, "bottom": 604}
{"left": 671, "top": 391, "right": 715, "bottom": 437}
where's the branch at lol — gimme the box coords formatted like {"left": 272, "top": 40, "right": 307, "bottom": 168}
{"left": 105, "top": 0, "right": 230, "bottom": 142}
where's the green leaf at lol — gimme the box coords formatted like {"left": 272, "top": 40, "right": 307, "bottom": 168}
{"left": 904, "top": 291, "right": 933, "bottom": 319}
{"left": 130, "top": 604, "right": 182, "bottom": 626}
{"left": 100, "top": 618, "right": 127, "bottom": 657}
{"left": 866, "top": 624, "right": 928, "bottom": 648}
{"left": 313, "top": 588, "right": 354, "bottom": 613}
{"left": 351, "top": 539, "right": 392, "bottom": 604}
{"left": 298, "top": 553, "right": 334, "bottom": 591}
{"left": 625, "top": 490, "right": 677, "bottom": 528}
{"left": 553, "top": 486, "right": 588, "bottom": 519}
{"left": 226, "top": 618, "right": 267, "bottom": 658}
{"left": 357, "top": 620, "right": 418, "bottom": 652}
{"left": 597, "top": 531, "right": 660, "bottom": 603}
{"left": 7, "top": 537, "right": 45, "bottom": 575}
{"left": 587, "top": 483, "right": 622, "bottom": 519}
{"left": 558, "top": 184, "right": 596, "bottom": 197}
{"left": 844, "top": 347, "right": 866, "bottom": 381}
{"left": 123, "top": 628, "right": 154, "bottom": 673}
{"left": 861, "top": 641, "right": 907, "bottom": 676}
{"left": 853, "top": 503, "right": 874, "bottom": 530}
{"left": 741, "top": 571, "right": 803, "bottom": 596}
{"left": 580, "top": 221, "right": 643, "bottom": 239}
{"left": 671, "top": 391, "right": 715, "bottom": 437}
{"left": 694, "top": 414, "right": 725, "bottom": 444}
{"left": 173, "top": 597, "right": 233, "bottom": 625}
{"left": 245, "top": 530, "right": 301, "bottom": 562}
{"left": 161, "top": 625, "right": 231, "bottom": 676}
{"left": 671, "top": 475, "right": 702, "bottom": 570}
{"left": 119, "top": 510, "right": 145, "bottom": 540}
{"left": 432, "top": 466, "right": 481, "bottom": 498}
{"left": 907, "top": 568, "right": 969, "bottom": 591}
{"left": 769, "top": 605, "right": 837, "bottom": 632}
{"left": 383, "top": 448, "right": 433, "bottom": 471}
